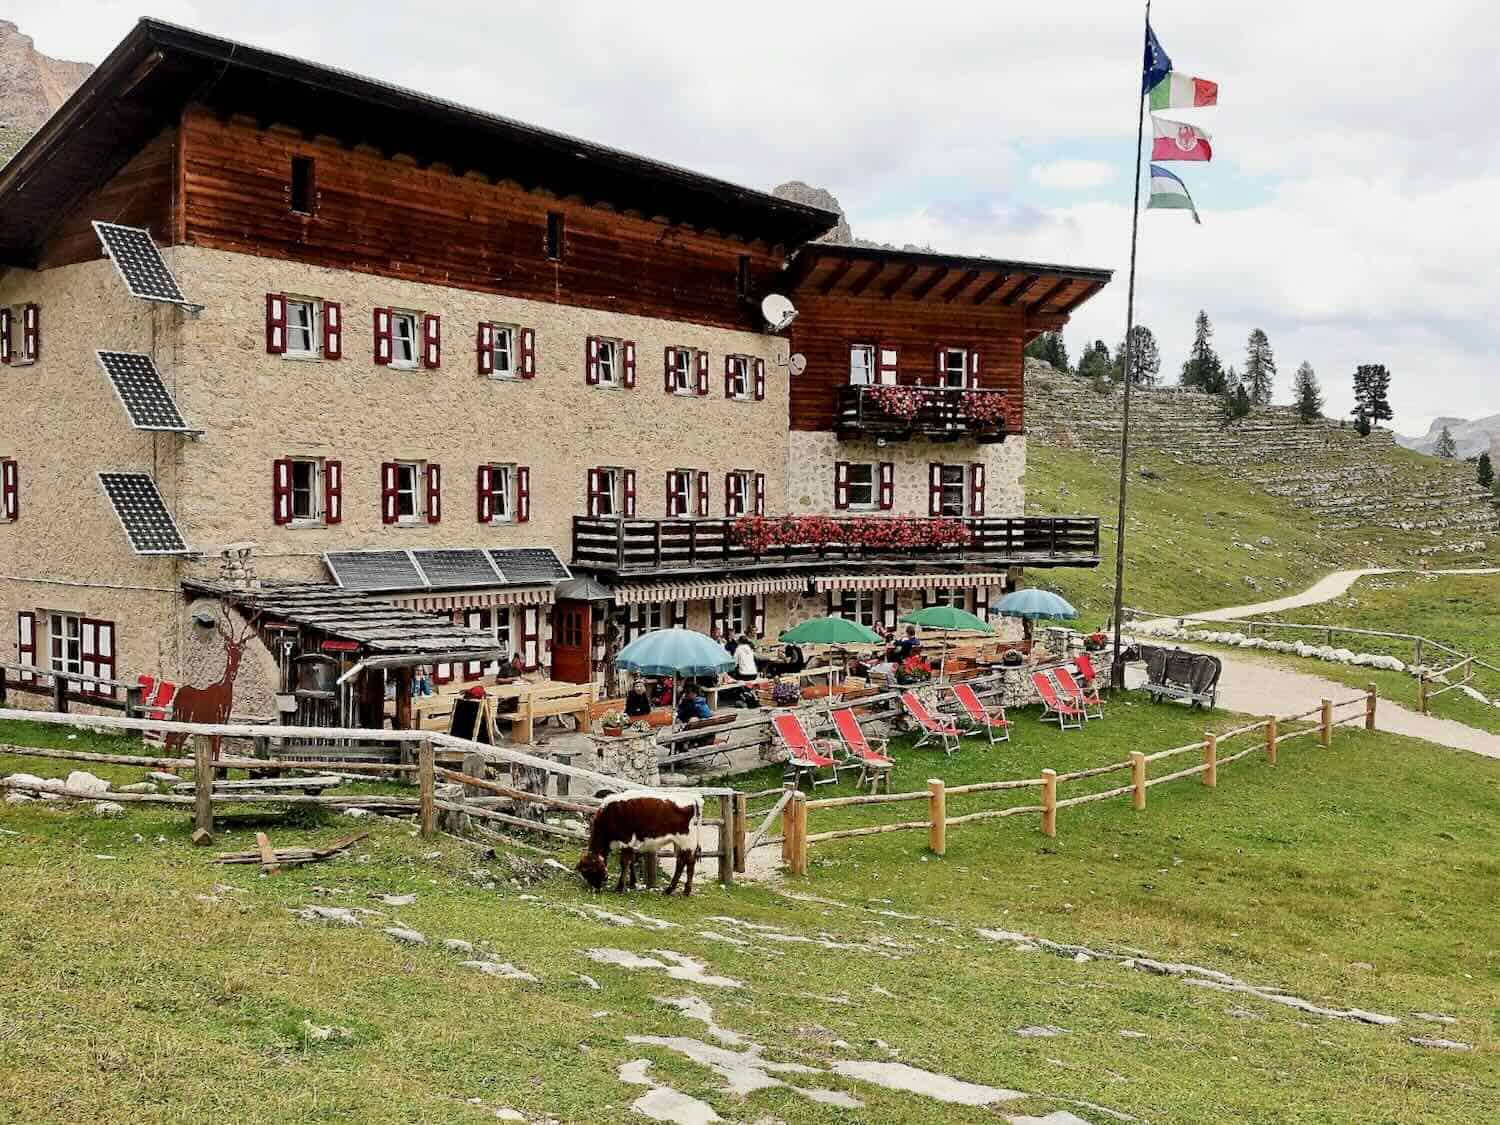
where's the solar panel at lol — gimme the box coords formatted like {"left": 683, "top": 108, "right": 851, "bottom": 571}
{"left": 325, "top": 550, "right": 427, "bottom": 592}
{"left": 489, "top": 547, "right": 571, "bottom": 585}
{"left": 98, "top": 472, "right": 188, "bottom": 555}
{"left": 411, "top": 549, "right": 503, "bottom": 589}
{"left": 96, "top": 350, "right": 195, "bottom": 432}
{"left": 92, "top": 221, "right": 193, "bottom": 306}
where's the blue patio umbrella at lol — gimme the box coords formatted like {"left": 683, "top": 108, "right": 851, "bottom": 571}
{"left": 615, "top": 628, "right": 734, "bottom": 711}
{"left": 991, "top": 589, "right": 1078, "bottom": 620}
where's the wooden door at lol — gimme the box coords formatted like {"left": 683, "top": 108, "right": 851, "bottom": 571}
{"left": 551, "top": 600, "right": 592, "bottom": 684}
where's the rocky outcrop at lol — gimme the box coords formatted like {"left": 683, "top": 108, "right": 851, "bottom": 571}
{"left": 772, "top": 181, "right": 854, "bottom": 245}
{"left": 0, "top": 20, "right": 93, "bottom": 164}
{"left": 1397, "top": 414, "right": 1500, "bottom": 460}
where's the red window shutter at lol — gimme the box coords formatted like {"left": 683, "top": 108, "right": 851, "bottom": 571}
{"left": 323, "top": 301, "right": 342, "bottom": 359}
{"left": 723, "top": 355, "right": 733, "bottom": 398}
{"left": 934, "top": 344, "right": 946, "bottom": 385}
{"left": 1, "top": 458, "right": 17, "bottom": 521}
{"left": 834, "top": 461, "right": 850, "bottom": 510}
{"left": 83, "top": 618, "right": 116, "bottom": 699}
{"left": 623, "top": 340, "right": 636, "bottom": 388}
{"left": 666, "top": 471, "right": 681, "bottom": 517}
{"left": 754, "top": 472, "right": 766, "bottom": 516}
{"left": 623, "top": 469, "right": 637, "bottom": 517}
{"left": 519, "top": 327, "right": 536, "bottom": 379}
{"left": 928, "top": 462, "right": 943, "bottom": 516}
{"left": 969, "top": 462, "right": 986, "bottom": 516}
{"left": 22, "top": 304, "right": 38, "bottom": 362}
{"left": 265, "top": 293, "right": 287, "bottom": 354}
{"left": 752, "top": 594, "right": 766, "bottom": 638}
{"left": 664, "top": 346, "right": 675, "bottom": 393}
{"left": 272, "top": 458, "right": 293, "bottom": 525}
{"left": 426, "top": 463, "right": 442, "bottom": 523}
{"left": 324, "top": 460, "right": 342, "bottom": 524}
{"left": 724, "top": 473, "right": 734, "bottom": 517}
{"left": 969, "top": 348, "right": 981, "bottom": 388}
{"left": 464, "top": 610, "right": 485, "bottom": 680}
{"left": 477, "top": 464, "right": 493, "bottom": 522}
{"left": 516, "top": 466, "right": 530, "bottom": 522}
{"left": 16, "top": 610, "right": 37, "bottom": 682}
{"left": 434, "top": 655, "right": 453, "bottom": 685}
{"left": 878, "top": 462, "right": 895, "bottom": 510}
{"left": 0, "top": 307, "right": 10, "bottom": 364}
{"left": 422, "top": 314, "right": 441, "bottom": 369}
{"left": 877, "top": 342, "right": 898, "bottom": 385}
{"left": 695, "top": 350, "right": 709, "bottom": 395}
{"left": 585, "top": 336, "right": 600, "bottom": 385}
{"left": 521, "top": 607, "right": 540, "bottom": 670}
{"left": 586, "top": 468, "right": 601, "bottom": 517}
{"left": 754, "top": 358, "right": 766, "bottom": 400}
{"left": 825, "top": 590, "right": 834, "bottom": 615}
{"left": 696, "top": 471, "right": 709, "bottom": 517}
{"left": 381, "top": 462, "right": 399, "bottom": 524}
{"left": 477, "top": 323, "right": 494, "bottom": 375}
{"left": 373, "top": 308, "right": 393, "bottom": 365}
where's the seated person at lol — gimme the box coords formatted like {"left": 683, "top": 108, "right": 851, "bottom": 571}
{"left": 676, "top": 686, "right": 713, "bottom": 725}
{"left": 894, "top": 625, "right": 921, "bottom": 661}
{"left": 652, "top": 676, "right": 675, "bottom": 708}
{"left": 624, "top": 680, "right": 653, "bottom": 718}
{"left": 780, "top": 643, "right": 806, "bottom": 673}
{"left": 732, "top": 635, "right": 758, "bottom": 681}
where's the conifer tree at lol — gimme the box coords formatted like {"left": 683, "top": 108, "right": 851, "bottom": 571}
{"left": 1292, "top": 362, "right": 1323, "bottom": 423}
{"left": 1112, "top": 325, "right": 1161, "bottom": 387}
{"left": 1244, "top": 329, "right": 1276, "bottom": 406}
{"left": 1478, "top": 451, "right": 1494, "bottom": 490}
{"left": 1180, "top": 310, "right": 1225, "bottom": 393}
{"left": 1351, "top": 364, "right": 1395, "bottom": 429}
{"left": 1434, "top": 426, "right": 1457, "bottom": 459}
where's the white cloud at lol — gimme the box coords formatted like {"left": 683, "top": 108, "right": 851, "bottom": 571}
{"left": 1030, "top": 160, "right": 1115, "bottom": 190}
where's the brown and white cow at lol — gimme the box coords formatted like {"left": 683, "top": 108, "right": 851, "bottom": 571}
{"left": 576, "top": 791, "right": 702, "bottom": 896}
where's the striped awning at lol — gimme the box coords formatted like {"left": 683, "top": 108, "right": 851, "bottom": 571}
{"left": 813, "top": 572, "right": 1011, "bottom": 593}
{"left": 615, "top": 576, "right": 808, "bottom": 605}
{"left": 390, "top": 585, "right": 556, "bottom": 612}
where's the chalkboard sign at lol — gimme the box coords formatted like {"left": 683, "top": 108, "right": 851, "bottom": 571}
{"left": 448, "top": 696, "right": 495, "bottom": 744}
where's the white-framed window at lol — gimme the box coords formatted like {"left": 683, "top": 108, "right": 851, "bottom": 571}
{"left": 849, "top": 344, "right": 875, "bottom": 386}
{"left": 940, "top": 347, "right": 968, "bottom": 388}
{"left": 395, "top": 461, "right": 424, "bottom": 523}
{"left": 846, "top": 463, "right": 877, "bottom": 510}
{"left": 488, "top": 324, "right": 517, "bottom": 378}
{"left": 290, "top": 458, "right": 323, "bottom": 524}
{"left": 939, "top": 464, "right": 967, "bottom": 517}
{"left": 725, "top": 471, "right": 751, "bottom": 517}
{"left": 667, "top": 468, "right": 695, "bottom": 518}
{"left": 49, "top": 612, "right": 82, "bottom": 677}
{"left": 486, "top": 463, "right": 515, "bottom": 523}
{"left": 725, "top": 598, "right": 748, "bottom": 638}
{"left": 391, "top": 311, "right": 420, "bottom": 369}
{"left": 929, "top": 588, "right": 968, "bottom": 609}
{"left": 597, "top": 338, "right": 620, "bottom": 387}
{"left": 668, "top": 347, "right": 694, "bottom": 394}
{"left": 644, "top": 603, "right": 666, "bottom": 632}
{"left": 727, "top": 355, "right": 751, "bottom": 400}
{"left": 596, "top": 467, "right": 622, "bottom": 517}
{"left": 285, "top": 298, "right": 320, "bottom": 357}
{"left": 852, "top": 590, "right": 879, "bottom": 628}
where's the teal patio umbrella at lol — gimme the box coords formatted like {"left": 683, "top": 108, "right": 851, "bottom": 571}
{"left": 898, "top": 605, "right": 994, "bottom": 679}
{"left": 991, "top": 589, "right": 1078, "bottom": 620}
{"left": 614, "top": 627, "right": 734, "bottom": 711}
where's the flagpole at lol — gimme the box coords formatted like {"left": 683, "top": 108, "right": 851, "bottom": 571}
{"left": 1110, "top": 0, "right": 1150, "bottom": 689}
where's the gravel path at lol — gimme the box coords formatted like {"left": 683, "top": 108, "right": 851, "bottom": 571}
{"left": 1181, "top": 566, "right": 1500, "bottom": 622}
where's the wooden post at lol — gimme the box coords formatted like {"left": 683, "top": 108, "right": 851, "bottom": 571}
{"left": 418, "top": 739, "right": 435, "bottom": 838}
{"left": 0, "top": 666, "right": 6, "bottom": 706}
{"left": 792, "top": 792, "right": 809, "bottom": 876}
{"left": 733, "top": 793, "right": 748, "bottom": 875}
{"left": 1130, "top": 751, "right": 1146, "bottom": 810}
{"left": 780, "top": 785, "right": 796, "bottom": 866}
{"left": 192, "top": 736, "right": 214, "bottom": 843}
{"left": 1414, "top": 637, "right": 1424, "bottom": 672}
{"left": 52, "top": 674, "right": 68, "bottom": 714}
{"left": 125, "top": 684, "right": 143, "bottom": 719}
{"left": 1365, "top": 684, "right": 1377, "bottom": 731}
{"left": 1202, "top": 733, "right": 1217, "bottom": 788}
{"left": 927, "top": 778, "right": 946, "bottom": 856}
{"left": 1417, "top": 672, "right": 1428, "bottom": 715}
{"left": 644, "top": 853, "right": 659, "bottom": 888}
{"left": 1319, "top": 699, "right": 1332, "bottom": 747}
{"left": 1041, "top": 769, "right": 1057, "bottom": 838}
{"left": 1265, "top": 716, "right": 1277, "bottom": 765}
{"left": 718, "top": 794, "right": 736, "bottom": 886}
{"left": 395, "top": 666, "right": 414, "bottom": 731}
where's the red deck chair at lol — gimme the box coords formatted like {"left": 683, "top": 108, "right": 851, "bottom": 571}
{"left": 899, "top": 690, "right": 962, "bottom": 756}
{"left": 949, "top": 682, "right": 1012, "bottom": 745}
{"left": 830, "top": 708, "right": 894, "bottom": 792}
{"left": 1054, "top": 665, "right": 1103, "bottom": 721}
{"left": 1031, "top": 671, "right": 1083, "bottom": 731}
{"left": 770, "top": 711, "right": 840, "bottom": 790}
{"left": 141, "top": 678, "right": 178, "bottom": 749}
{"left": 1074, "top": 652, "right": 1105, "bottom": 697}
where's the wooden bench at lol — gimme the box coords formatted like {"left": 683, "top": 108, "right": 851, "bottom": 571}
{"left": 504, "top": 682, "right": 593, "bottom": 744}
{"left": 172, "top": 774, "right": 342, "bottom": 796}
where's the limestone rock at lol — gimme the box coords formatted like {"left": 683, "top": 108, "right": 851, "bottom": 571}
{"left": 65, "top": 770, "right": 110, "bottom": 795}
{"left": 92, "top": 801, "right": 125, "bottom": 817}
{"left": 383, "top": 926, "right": 426, "bottom": 945}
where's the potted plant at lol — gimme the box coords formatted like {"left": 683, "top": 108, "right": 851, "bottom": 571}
{"left": 894, "top": 654, "right": 932, "bottom": 684}
{"left": 599, "top": 710, "right": 626, "bottom": 737}
{"left": 771, "top": 680, "right": 801, "bottom": 707}
{"left": 1084, "top": 632, "right": 1108, "bottom": 652}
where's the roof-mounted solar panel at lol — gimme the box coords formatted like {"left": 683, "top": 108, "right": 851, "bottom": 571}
{"left": 92, "top": 221, "right": 199, "bottom": 309}
{"left": 325, "top": 550, "right": 427, "bottom": 592}
{"left": 98, "top": 472, "right": 188, "bottom": 555}
{"left": 411, "top": 549, "right": 504, "bottom": 589}
{"left": 96, "top": 350, "right": 199, "bottom": 434}
{"left": 488, "top": 547, "right": 571, "bottom": 584}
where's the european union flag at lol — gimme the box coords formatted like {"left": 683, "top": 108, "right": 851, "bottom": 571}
{"left": 1143, "top": 21, "right": 1173, "bottom": 95}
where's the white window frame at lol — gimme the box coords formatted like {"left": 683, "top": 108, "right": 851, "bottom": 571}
{"left": 725, "top": 598, "right": 748, "bottom": 638}
{"left": 49, "top": 612, "right": 83, "bottom": 678}
{"left": 284, "top": 297, "right": 321, "bottom": 359}
{"left": 596, "top": 467, "right": 622, "bottom": 518}
{"left": 845, "top": 462, "right": 877, "bottom": 510}
{"left": 487, "top": 463, "right": 515, "bottom": 524}
{"left": 644, "top": 603, "right": 666, "bottom": 632}
{"left": 597, "top": 338, "right": 621, "bottom": 387}
{"left": 486, "top": 608, "right": 515, "bottom": 674}
{"left": 488, "top": 323, "right": 518, "bottom": 379}
{"left": 727, "top": 355, "right": 751, "bottom": 400}
{"left": 939, "top": 463, "right": 967, "bottom": 518}
{"left": 849, "top": 344, "right": 875, "bottom": 386}
{"left": 725, "top": 471, "right": 750, "bottom": 517}
{"left": 667, "top": 468, "right": 695, "bottom": 518}
{"left": 853, "top": 590, "right": 879, "bottom": 629}
{"left": 394, "top": 461, "right": 424, "bottom": 524}
{"left": 941, "top": 347, "right": 968, "bottom": 388}
{"left": 289, "top": 458, "right": 324, "bottom": 525}
{"left": 669, "top": 347, "right": 694, "bottom": 395}
{"left": 390, "top": 311, "right": 420, "bottom": 370}
{"left": 930, "top": 588, "right": 968, "bottom": 609}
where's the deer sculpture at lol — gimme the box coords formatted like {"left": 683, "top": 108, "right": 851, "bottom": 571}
{"left": 164, "top": 611, "right": 259, "bottom": 761}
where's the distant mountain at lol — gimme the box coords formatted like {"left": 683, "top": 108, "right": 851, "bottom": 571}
{"left": 1397, "top": 414, "right": 1500, "bottom": 459}
{"left": 0, "top": 20, "right": 93, "bottom": 165}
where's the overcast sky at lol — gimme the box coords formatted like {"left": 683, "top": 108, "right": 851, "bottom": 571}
{"left": 16, "top": 1, "right": 1498, "bottom": 432}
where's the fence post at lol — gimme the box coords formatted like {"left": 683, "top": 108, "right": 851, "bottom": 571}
{"left": 0, "top": 666, "right": 6, "bottom": 706}
{"left": 52, "top": 674, "right": 68, "bottom": 714}
{"left": 1417, "top": 672, "right": 1428, "bottom": 715}
{"left": 718, "top": 794, "right": 736, "bottom": 887}
{"left": 780, "top": 784, "right": 797, "bottom": 866}
{"left": 418, "top": 739, "right": 435, "bottom": 839}
{"left": 733, "top": 793, "right": 748, "bottom": 875}
{"left": 461, "top": 751, "right": 485, "bottom": 798}
{"left": 125, "top": 683, "right": 143, "bottom": 719}
{"left": 1365, "top": 684, "right": 1377, "bottom": 731}
{"left": 1319, "top": 699, "right": 1332, "bottom": 747}
{"left": 1130, "top": 751, "right": 1146, "bottom": 810}
{"left": 1041, "top": 769, "right": 1057, "bottom": 838}
{"left": 928, "top": 778, "right": 946, "bottom": 856}
{"left": 1202, "top": 733, "right": 1217, "bottom": 788}
{"left": 192, "top": 736, "right": 214, "bottom": 844}
{"left": 1414, "top": 637, "right": 1423, "bottom": 673}
{"left": 792, "top": 792, "right": 809, "bottom": 876}
{"left": 1265, "top": 716, "right": 1277, "bottom": 765}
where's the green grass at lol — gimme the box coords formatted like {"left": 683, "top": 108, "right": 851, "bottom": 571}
{"left": 3, "top": 705, "right": 1498, "bottom": 1124}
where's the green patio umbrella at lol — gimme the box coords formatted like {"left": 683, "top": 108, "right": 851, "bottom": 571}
{"left": 779, "top": 616, "right": 884, "bottom": 646}
{"left": 898, "top": 605, "right": 994, "bottom": 680}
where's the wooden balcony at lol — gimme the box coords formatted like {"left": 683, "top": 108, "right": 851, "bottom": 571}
{"left": 835, "top": 385, "right": 1015, "bottom": 443}
{"left": 571, "top": 515, "right": 1100, "bottom": 577}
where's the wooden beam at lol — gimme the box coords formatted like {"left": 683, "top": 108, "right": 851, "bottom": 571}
{"left": 817, "top": 258, "right": 855, "bottom": 295}
{"left": 846, "top": 260, "right": 889, "bottom": 297}
{"left": 940, "top": 269, "right": 982, "bottom": 303}
{"left": 1031, "top": 278, "right": 1074, "bottom": 312}
{"left": 969, "top": 273, "right": 1009, "bottom": 305}
{"left": 779, "top": 251, "right": 822, "bottom": 292}
{"left": 881, "top": 263, "right": 919, "bottom": 299}
{"left": 1056, "top": 279, "right": 1106, "bottom": 316}
{"left": 909, "top": 266, "right": 951, "bottom": 301}
{"left": 1000, "top": 274, "right": 1041, "bottom": 307}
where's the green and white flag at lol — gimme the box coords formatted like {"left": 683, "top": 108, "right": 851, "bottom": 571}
{"left": 1146, "top": 163, "right": 1201, "bottom": 224}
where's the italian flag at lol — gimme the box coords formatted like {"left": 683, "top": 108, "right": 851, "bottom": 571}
{"left": 1151, "top": 116, "right": 1213, "bottom": 162}
{"left": 1146, "top": 164, "right": 1201, "bottom": 224}
{"left": 1149, "top": 71, "right": 1218, "bottom": 110}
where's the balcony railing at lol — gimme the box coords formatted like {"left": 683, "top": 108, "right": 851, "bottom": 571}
{"left": 835, "top": 385, "right": 1015, "bottom": 443}
{"left": 571, "top": 515, "right": 1100, "bottom": 576}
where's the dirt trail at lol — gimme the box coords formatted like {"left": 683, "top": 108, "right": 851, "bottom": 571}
{"left": 1180, "top": 566, "right": 1500, "bottom": 622}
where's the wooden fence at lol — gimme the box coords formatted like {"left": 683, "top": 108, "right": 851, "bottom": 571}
{"left": 768, "top": 688, "right": 1379, "bottom": 876}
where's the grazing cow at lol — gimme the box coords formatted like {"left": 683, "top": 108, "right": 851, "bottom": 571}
{"left": 576, "top": 792, "right": 702, "bottom": 896}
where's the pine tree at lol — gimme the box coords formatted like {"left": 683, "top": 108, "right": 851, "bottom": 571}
{"left": 1076, "top": 339, "right": 1113, "bottom": 384}
{"left": 1478, "top": 451, "right": 1495, "bottom": 490}
{"left": 1434, "top": 425, "right": 1457, "bottom": 459}
{"left": 1219, "top": 384, "right": 1251, "bottom": 427}
{"left": 1180, "top": 310, "right": 1225, "bottom": 393}
{"left": 1354, "top": 409, "right": 1372, "bottom": 438}
{"left": 1024, "top": 331, "right": 1070, "bottom": 372}
{"left": 1112, "top": 324, "right": 1161, "bottom": 387}
{"left": 1244, "top": 329, "right": 1276, "bottom": 406}
{"left": 1292, "top": 361, "right": 1323, "bottom": 423}
{"left": 1351, "top": 364, "right": 1395, "bottom": 429}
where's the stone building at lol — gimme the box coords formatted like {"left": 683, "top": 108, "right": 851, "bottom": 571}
{"left": 0, "top": 20, "right": 1108, "bottom": 718}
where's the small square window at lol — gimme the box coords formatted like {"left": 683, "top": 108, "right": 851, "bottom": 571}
{"left": 849, "top": 345, "right": 874, "bottom": 386}
{"left": 395, "top": 462, "right": 423, "bottom": 522}
{"left": 727, "top": 356, "right": 750, "bottom": 400}
{"left": 290, "top": 156, "right": 316, "bottom": 215}
{"left": 853, "top": 590, "right": 879, "bottom": 628}
{"left": 939, "top": 464, "right": 967, "bottom": 517}
{"left": 290, "top": 458, "right": 323, "bottom": 523}
{"left": 487, "top": 463, "right": 514, "bottom": 523}
{"left": 285, "top": 299, "right": 320, "bottom": 357}
{"left": 725, "top": 597, "right": 748, "bottom": 638}
{"left": 596, "top": 467, "right": 621, "bottom": 517}
{"left": 486, "top": 324, "right": 517, "bottom": 378}
{"left": 545, "top": 211, "right": 564, "bottom": 260}
{"left": 669, "top": 347, "right": 693, "bottom": 395}
{"left": 725, "top": 471, "right": 751, "bottom": 517}
{"left": 668, "top": 469, "right": 695, "bottom": 518}
{"left": 846, "top": 463, "right": 876, "bottom": 509}
{"left": 597, "top": 339, "right": 619, "bottom": 387}
{"left": 49, "top": 612, "right": 82, "bottom": 677}
{"left": 644, "top": 603, "right": 666, "bottom": 632}
{"left": 391, "top": 312, "right": 419, "bottom": 369}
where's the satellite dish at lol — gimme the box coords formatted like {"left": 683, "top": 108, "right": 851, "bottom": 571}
{"left": 788, "top": 353, "right": 807, "bottom": 377}
{"left": 761, "top": 293, "right": 798, "bottom": 332}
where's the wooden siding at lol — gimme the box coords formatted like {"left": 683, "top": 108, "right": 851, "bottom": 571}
{"left": 178, "top": 108, "right": 784, "bottom": 331}
{"left": 37, "top": 129, "right": 178, "bottom": 270}
{"left": 787, "top": 292, "right": 1028, "bottom": 432}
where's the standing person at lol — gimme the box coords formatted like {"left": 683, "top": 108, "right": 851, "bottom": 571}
{"left": 896, "top": 625, "right": 921, "bottom": 661}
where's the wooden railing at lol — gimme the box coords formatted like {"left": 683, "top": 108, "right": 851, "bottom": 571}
{"left": 571, "top": 515, "right": 1101, "bottom": 575}
{"left": 0, "top": 662, "right": 144, "bottom": 716}
{"left": 835, "top": 385, "right": 1014, "bottom": 443}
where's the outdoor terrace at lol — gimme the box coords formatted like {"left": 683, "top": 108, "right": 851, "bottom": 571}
{"left": 834, "top": 385, "right": 1016, "bottom": 443}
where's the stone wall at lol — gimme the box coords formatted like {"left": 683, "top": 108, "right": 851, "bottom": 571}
{"left": 591, "top": 732, "right": 661, "bottom": 788}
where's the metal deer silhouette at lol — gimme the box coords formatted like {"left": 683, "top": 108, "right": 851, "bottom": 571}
{"left": 165, "top": 611, "right": 259, "bottom": 759}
